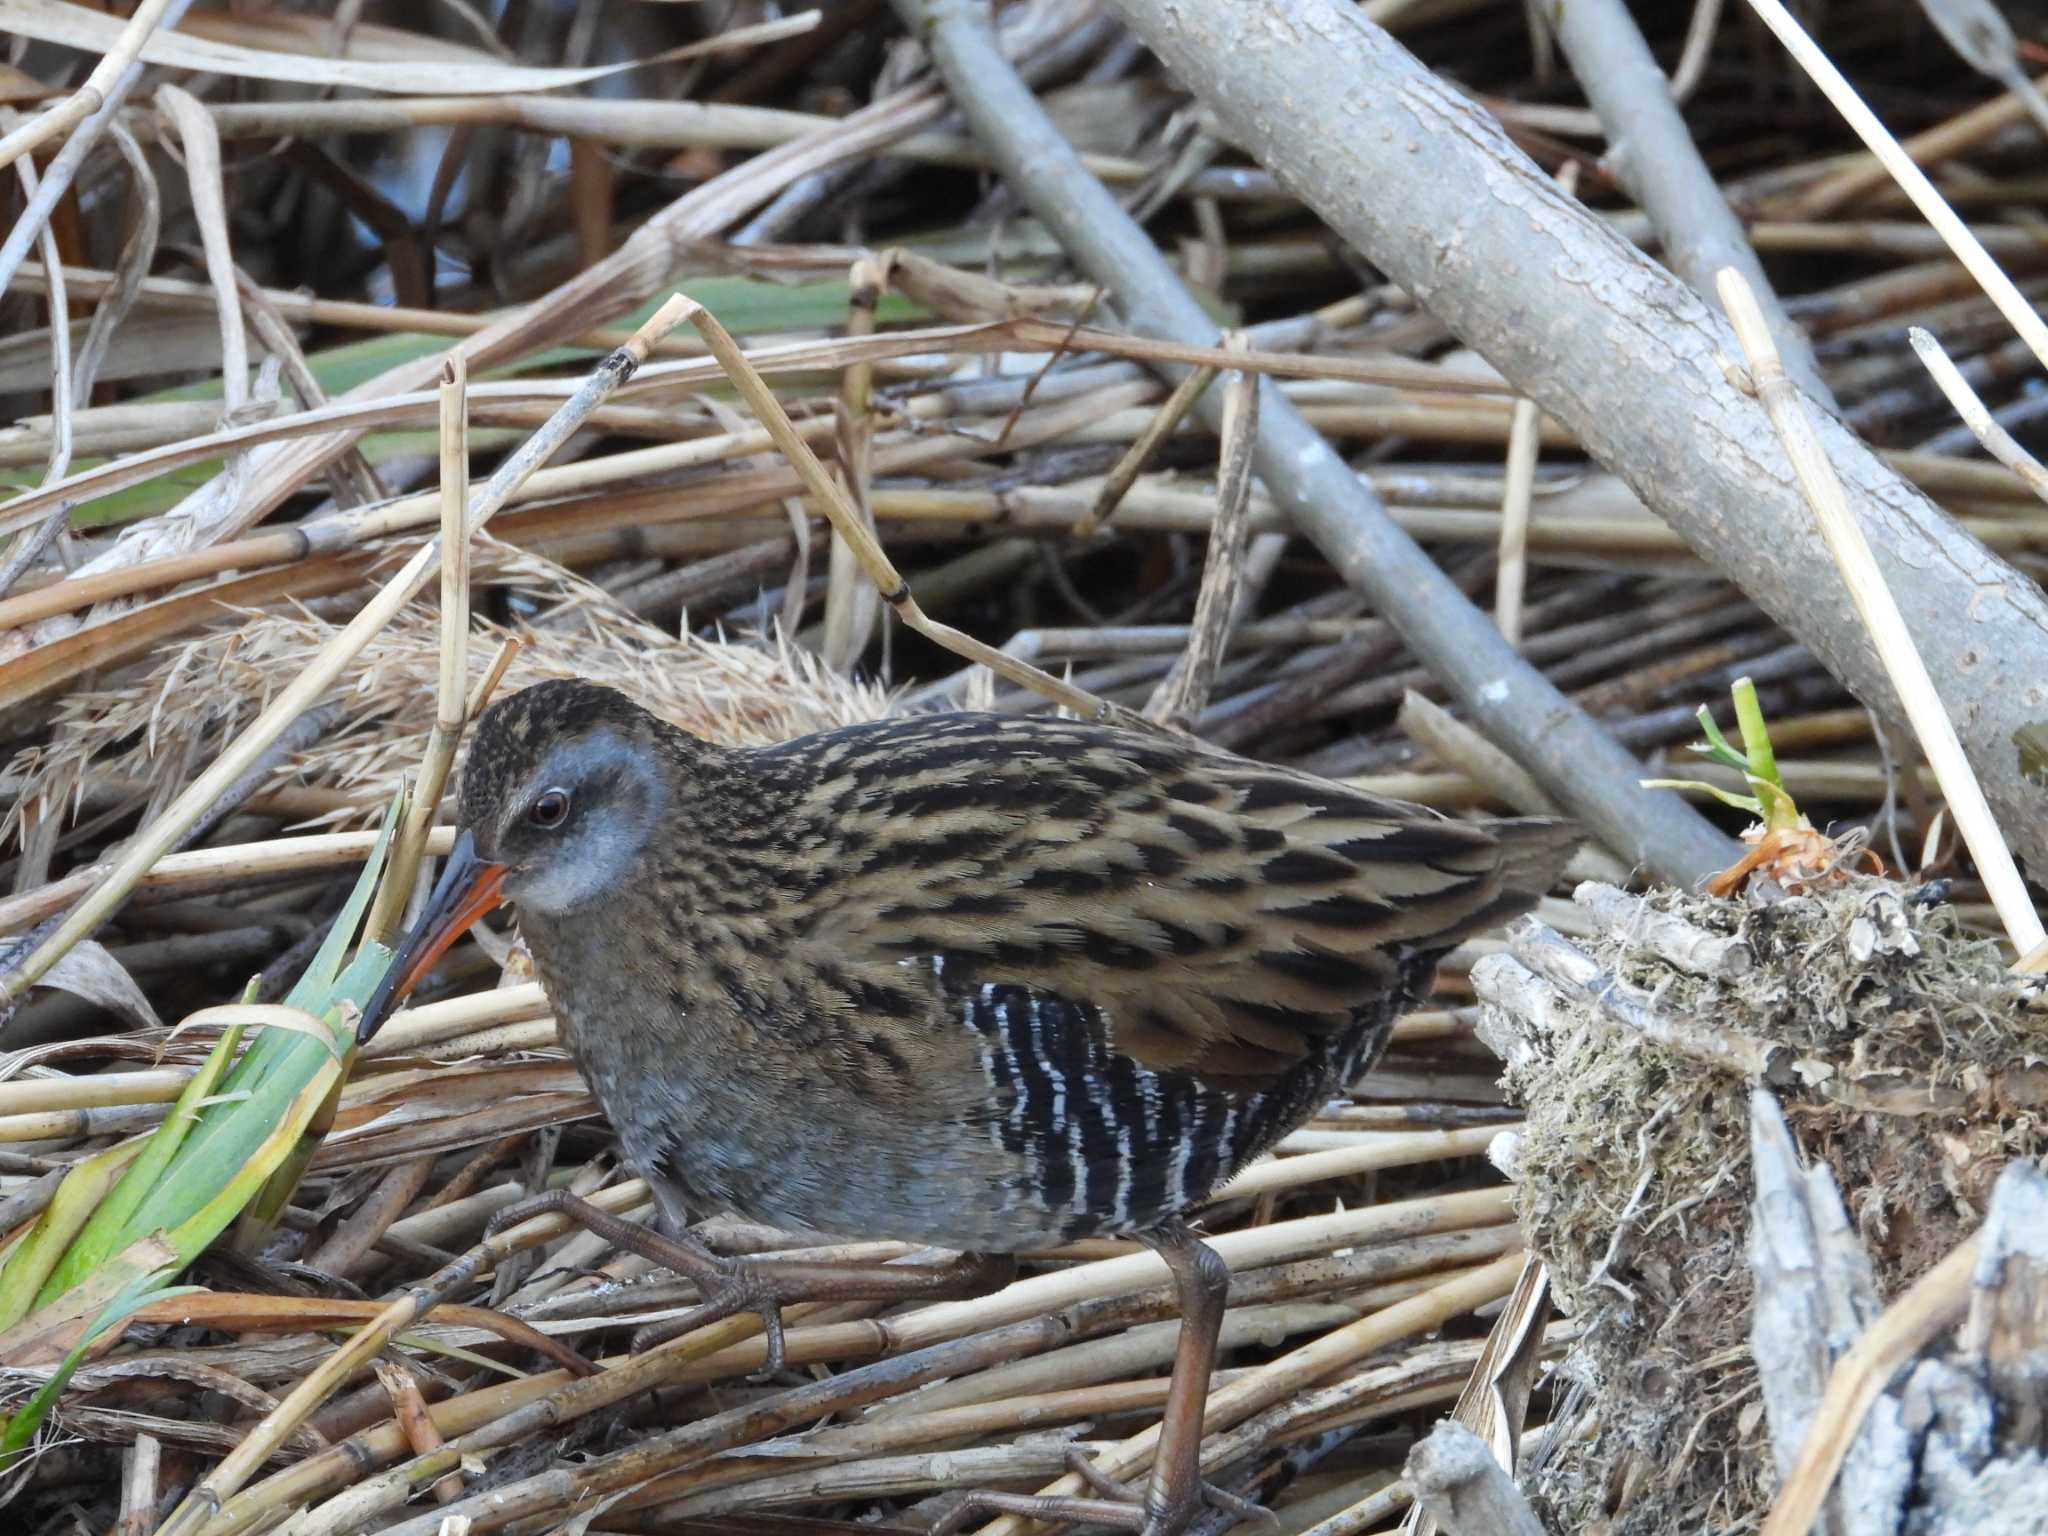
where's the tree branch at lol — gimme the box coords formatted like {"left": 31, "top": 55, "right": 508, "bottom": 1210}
{"left": 890, "top": 0, "right": 1735, "bottom": 886}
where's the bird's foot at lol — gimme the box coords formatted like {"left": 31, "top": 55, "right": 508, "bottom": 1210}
{"left": 1063, "top": 1446, "right": 1274, "bottom": 1535}
{"left": 641, "top": 1248, "right": 797, "bottom": 1378}
{"left": 482, "top": 1191, "right": 797, "bottom": 1374}
{"left": 923, "top": 1450, "right": 1269, "bottom": 1536}
{"left": 482, "top": 1193, "right": 1010, "bottom": 1378}
{"left": 633, "top": 1248, "right": 1016, "bottom": 1376}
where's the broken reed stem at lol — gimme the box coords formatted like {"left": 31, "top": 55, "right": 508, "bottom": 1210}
{"left": 1146, "top": 336, "right": 1256, "bottom": 728}
{"left": 0, "top": 0, "right": 181, "bottom": 173}
{"left": 822, "top": 251, "right": 890, "bottom": 669}
{"left": 0, "top": 295, "right": 693, "bottom": 1007}
{"left": 975, "top": 1251, "right": 1528, "bottom": 1536}
{"left": 1072, "top": 361, "right": 1219, "bottom": 537}
{"left": 1717, "top": 268, "right": 2045, "bottom": 958}
{"left": 1907, "top": 327, "right": 2048, "bottom": 505}
{"left": 152, "top": 1188, "right": 640, "bottom": 1536}
{"left": 465, "top": 636, "right": 522, "bottom": 719}
{"left": 1757, "top": 1231, "right": 1980, "bottom": 1536}
{"left": 1494, "top": 398, "right": 1539, "bottom": 648}
{"left": 366, "top": 355, "right": 472, "bottom": 948}
{"left": 673, "top": 297, "right": 1151, "bottom": 730}
{"left": 1739, "top": 0, "right": 2048, "bottom": 378}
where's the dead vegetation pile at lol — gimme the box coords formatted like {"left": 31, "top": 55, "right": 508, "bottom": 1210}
{"left": 5, "top": 545, "right": 892, "bottom": 847}
{"left": 1485, "top": 875, "right": 2047, "bottom": 1534}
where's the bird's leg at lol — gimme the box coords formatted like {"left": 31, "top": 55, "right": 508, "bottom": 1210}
{"left": 482, "top": 1192, "right": 1010, "bottom": 1374}
{"left": 926, "top": 1220, "right": 1253, "bottom": 1536}
{"left": 1134, "top": 1219, "right": 1233, "bottom": 1535}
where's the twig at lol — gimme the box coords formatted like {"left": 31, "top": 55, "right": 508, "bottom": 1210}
{"left": 1757, "top": 1231, "right": 1980, "bottom": 1536}
{"left": 0, "top": 297, "right": 694, "bottom": 1007}
{"left": 1552, "top": 0, "right": 1830, "bottom": 403}
{"left": 674, "top": 297, "right": 1148, "bottom": 729}
{"left": 1739, "top": 0, "right": 2048, "bottom": 379}
{"left": 1498, "top": 918, "right": 1787, "bottom": 1079}
{"left": 1403, "top": 1421, "right": 1546, "bottom": 1536}
{"left": 1145, "top": 335, "right": 1257, "bottom": 728}
{"left": 1907, "top": 326, "right": 2048, "bottom": 505}
{"left": 1102, "top": 0, "right": 2048, "bottom": 884}
{"left": 1071, "top": 362, "right": 1219, "bottom": 538}
{"left": 1396, "top": 691, "right": 1559, "bottom": 816}
{"left": 1718, "top": 268, "right": 2044, "bottom": 957}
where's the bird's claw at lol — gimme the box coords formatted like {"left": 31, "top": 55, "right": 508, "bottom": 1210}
{"left": 1061, "top": 1446, "right": 1274, "bottom": 1535}
{"left": 640, "top": 1254, "right": 793, "bottom": 1378}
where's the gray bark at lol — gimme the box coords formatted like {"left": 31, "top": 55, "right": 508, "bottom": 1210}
{"left": 1403, "top": 1420, "right": 1547, "bottom": 1536}
{"left": 1548, "top": 0, "right": 1834, "bottom": 404}
{"left": 1109, "top": 0, "right": 2048, "bottom": 882}
{"left": 1748, "top": 1087, "right": 1914, "bottom": 1535}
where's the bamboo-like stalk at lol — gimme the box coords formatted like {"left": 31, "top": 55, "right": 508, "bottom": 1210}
{"left": 974, "top": 1251, "right": 1529, "bottom": 1536}
{"left": 1739, "top": 0, "right": 2048, "bottom": 378}
{"left": 1718, "top": 268, "right": 2044, "bottom": 957}
{"left": 0, "top": 829, "right": 457, "bottom": 938}
{"left": 0, "top": 318, "right": 1513, "bottom": 548}
{"left": 150, "top": 1181, "right": 643, "bottom": 1536}
{"left": 1907, "top": 326, "right": 2048, "bottom": 506}
{"left": 366, "top": 355, "right": 472, "bottom": 947}
{"left": 0, "top": 296, "right": 694, "bottom": 1006}
{"left": 201, "top": 1187, "right": 1512, "bottom": 1536}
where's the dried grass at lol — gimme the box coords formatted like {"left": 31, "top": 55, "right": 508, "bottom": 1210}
{"left": 5, "top": 540, "right": 892, "bottom": 846}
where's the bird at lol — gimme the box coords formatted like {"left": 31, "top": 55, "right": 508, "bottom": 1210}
{"left": 358, "top": 677, "right": 1576, "bottom": 1534}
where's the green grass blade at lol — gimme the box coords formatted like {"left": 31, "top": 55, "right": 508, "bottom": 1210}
{"left": 0, "top": 1142, "right": 147, "bottom": 1332}
{"left": 156, "top": 1052, "right": 351, "bottom": 1267}
{"left": 31, "top": 1010, "right": 248, "bottom": 1309}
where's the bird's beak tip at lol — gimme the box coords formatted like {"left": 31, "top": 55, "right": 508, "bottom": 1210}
{"left": 355, "top": 834, "right": 509, "bottom": 1044}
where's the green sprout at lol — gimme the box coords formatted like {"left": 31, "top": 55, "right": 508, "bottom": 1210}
{"left": 1642, "top": 676, "right": 1804, "bottom": 833}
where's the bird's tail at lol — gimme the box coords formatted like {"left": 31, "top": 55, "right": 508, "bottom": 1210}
{"left": 1493, "top": 816, "right": 1582, "bottom": 902}
{"left": 1429, "top": 817, "right": 1580, "bottom": 948}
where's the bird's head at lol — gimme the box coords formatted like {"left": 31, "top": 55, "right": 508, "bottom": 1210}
{"left": 357, "top": 679, "right": 677, "bottom": 1041}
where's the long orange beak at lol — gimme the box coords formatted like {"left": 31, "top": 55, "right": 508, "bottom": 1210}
{"left": 356, "top": 829, "right": 508, "bottom": 1044}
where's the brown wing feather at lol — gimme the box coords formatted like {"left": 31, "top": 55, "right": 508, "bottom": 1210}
{"left": 769, "top": 714, "right": 1576, "bottom": 1092}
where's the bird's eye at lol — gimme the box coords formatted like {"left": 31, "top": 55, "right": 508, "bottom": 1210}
{"left": 529, "top": 788, "right": 571, "bottom": 829}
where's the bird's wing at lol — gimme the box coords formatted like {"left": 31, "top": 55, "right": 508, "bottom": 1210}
{"left": 779, "top": 716, "right": 1575, "bottom": 1092}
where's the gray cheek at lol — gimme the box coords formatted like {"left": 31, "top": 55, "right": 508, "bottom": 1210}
{"left": 511, "top": 819, "right": 642, "bottom": 915}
